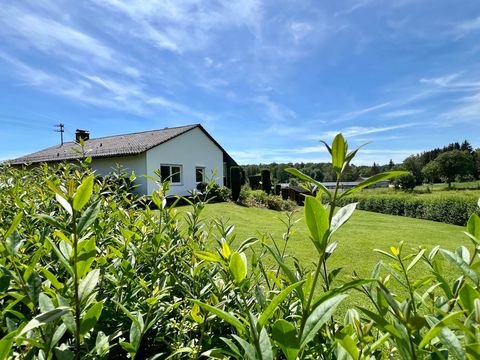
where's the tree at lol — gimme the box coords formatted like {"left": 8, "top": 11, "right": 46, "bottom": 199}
{"left": 435, "top": 150, "right": 475, "bottom": 187}
{"left": 402, "top": 155, "right": 423, "bottom": 185}
{"left": 421, "top": 161, "right": 441, "bottom": 184}
{"left": 394, "top": 173, "right": 416, "bottom": 190}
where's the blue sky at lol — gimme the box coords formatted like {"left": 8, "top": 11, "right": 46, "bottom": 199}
{"left": 1, "top": 0, "right": 480, "bottom": 165}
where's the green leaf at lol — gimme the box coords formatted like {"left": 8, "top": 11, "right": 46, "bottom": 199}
{"left": 190, "top": 304, "right": 204, "bottom": 324}
{"left": 73, "top": 175, "right": 94, "bottom": 212}
{"left": 441, "top": 249, "right": 479, "bottom": 285}
{"left": 39, "top": 293, "right": 55, "bottom": 313}
{"left": 41, "top": 268, "right": 64, "bottom": 290}
{"left": 406, "top": 249, "right": 426, "bottom": 272}
{"left": 300, "top": 294, "right": 347, "bottom": 348}
{"left": 18, "top": 307, "right": 71, "bottom": 337}
{"left": 4, "top": 212, "right": 23, "bottom": 239}
{"left": 191, "top": 300, "right": 246, "bottom": 335}
{"left": 419, "top": 312, "right": 463, "bottom": 349}
{"left": 57, "top": 295, "right": 75, "bottom": 334}
{"left": 272, "top": 320, "right": 299, "bottom": 360}
{"left": 80, "top": 301, "right": 104, "bottom": 335}
{"left": 330, "top": 203, "right": 357, "bottom": 234}
{"left": 258, "top": 280, "right": 305, "bottom": 328}
{"left": 44, "top": 238, "right": 74, "bottom": 277}
{"left": 340, "top": 171, "right": 408, "bottom": 198}
{"left": 304, "top": 196, "right": 329, "bottom": 252}
{"left": 285, "top": 168, "right": 331, "bottom": 200}
{"left": 95, "top": 331, "right": 110, "bottom": 357}
{"left": 232, "top": 335, "right": 256, "bottom": 360}
{"left": 6, "top": 230, "right": 24, "bottom": 256}
{"left": 259, "top": 327, "right": 273, "bottom": 360}
{"left": 459, "top": 283, "right": 480, "bottom": 313}
{"left": 77, "top": 237, "right": 97, "bottom": 279}
{"left": 130, "top": 311, "right": 144, "bottom": 350}
{"left": 332, "top": 133, "right": 346, "bottom": 173}
{"left": 55, "top": 193, "right": 72, "bottom": 215}
{"left": 0, "top": 331, "right": 16, "bottom": 360}
{"left": 36, "top": 214, "right": 66, "bottom": 231}
{"left": 467, "top": 213, "right": 480, "bottom": 240}
{"left": 77, "top": 200, "right": 101, "bottom": 234}
{"left": 78, "top": 269, "right": 100, "bottom": 303}
{"left": 54, "top": 345, "right": 75, "bottom": 360}
{"left": 195, "top": 251, "right": 222, "bottom": 262}
{"left": 336, "top": 330, "right": 359, "bottom": 360}
{"left": 229, "top": 252, "right": 247, "bottom": 284}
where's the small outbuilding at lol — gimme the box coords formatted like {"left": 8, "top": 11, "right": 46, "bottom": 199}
{"left": 10, "top": 124, "right": 237, "bottom": 196}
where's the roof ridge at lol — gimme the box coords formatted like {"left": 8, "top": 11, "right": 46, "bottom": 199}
{"left": 76, "top": 123, "right": 199, "bottom": 142}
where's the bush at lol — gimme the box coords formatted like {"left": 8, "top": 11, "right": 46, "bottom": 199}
{"left": 337, "top": 192, "right": 479, "bottom": 225}
{"left": 238, "top": 189, "right": 296, "bottom": 211}
{"left": 196, "top": 182, "right": 231, "bottom": 202}
{"left": 230, "top": 166, "right": 242, "bottom": 201}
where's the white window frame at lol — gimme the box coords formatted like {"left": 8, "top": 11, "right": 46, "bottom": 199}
{"left": 160, "top": 164, "right": 183, "bottom": 185}
{"left": 196, "top": 166, "right": 205, "bottom": 184}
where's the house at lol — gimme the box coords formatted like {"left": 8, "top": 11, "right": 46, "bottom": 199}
{"left": 10, "top": 124, "right": 237, "bottom": 197}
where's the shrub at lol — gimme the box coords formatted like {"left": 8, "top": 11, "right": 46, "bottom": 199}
{"left": 230, "top": 166, "right": 242, "bottom": 201}
{"left": 248, "top": 174, "right": 261, "bottom": 190}
{"left": 337, "top": 192, "right": 479, "bottom": 225}
{"left": 261, "top": 169, "right": 272, "bottom": 194}
{"left": 238, "top": 189, "right": 296, "bottom": 211}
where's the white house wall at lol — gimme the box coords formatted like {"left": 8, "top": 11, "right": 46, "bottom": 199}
{"left": 91, "top": 154, "right": 148, "bottom": 195}
{"left": 145, "top": 127, "right": 224, "bottom": 196}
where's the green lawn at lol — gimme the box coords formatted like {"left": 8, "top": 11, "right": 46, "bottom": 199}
{"left": 178, "top": 202, "right": 471, "bottom": 313}
{"left": 181, "top": 203, "right": 468, "bottom": 278}
{"left": 415, "top": 180, "right": 480, "bottom": 192}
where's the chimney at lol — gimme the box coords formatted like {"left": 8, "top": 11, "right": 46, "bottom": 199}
{"left": 75, "top": 129, "right": 90, "bottom": 142}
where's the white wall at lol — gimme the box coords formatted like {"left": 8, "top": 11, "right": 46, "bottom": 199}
{"left": 145, "top": 127, "right": 224, "bottom": 196}
{"left": 91, "top": 154, "right": 148, "bottom": 195}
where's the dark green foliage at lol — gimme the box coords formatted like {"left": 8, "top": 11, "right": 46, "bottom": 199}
{"left": 248, "top": 174, "right": 261, "bottom": 190}
{"left": 261, "top": 169, "right": 272, "bottom": 194}
{"left": 394, "top": 172, "right": 416, "bottom": 190}
{"left": 337, "top": 192, "right": 479, "bottom": 226}
{"left": 434, "top": 150, "right": 476, "bottom": 186}
{"left": 230, "top": 166, "right": 242, "bottom": 201}
{"left": 238, "top": 189, "right": 297, "bottom": 211}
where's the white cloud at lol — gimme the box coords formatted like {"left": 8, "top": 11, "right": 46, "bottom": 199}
{"left": 92, "top": 0, "right": 262, "bottom": 53}
{"left": 456, "top": 16, "right": 480, "bottom": 35}
{"left": 420, "top": 73, "right": 462, "bottom": 87}
{"left": 383, "top": 109, "right": 423, "bottom": 118}
{"left": 1, "top": 5, "right": 113, "bottom": 63}
{"left": 311, "top": 123, "right": 418, "bottom": 140}
{"left": 253, "top": 96, "right": 296, "bottom": 122}
{"left": 330, "top": 102, "right": 391, "bottom": 123}
{"left": 290, "top": 22, "right": 313, "bottom": 42}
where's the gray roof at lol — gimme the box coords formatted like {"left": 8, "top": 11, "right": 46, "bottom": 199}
{"left": 10, "top": 124, "right": 202, "bottom": 165}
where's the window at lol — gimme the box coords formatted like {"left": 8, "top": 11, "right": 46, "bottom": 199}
{"left": 196, "top": 167, "right": 205, "bottom": 183}
{"left": 160, "top": 164, "right": 182, "bottom": 184}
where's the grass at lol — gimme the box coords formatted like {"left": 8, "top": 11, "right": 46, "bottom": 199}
{"left": 415, "top": 180, "right": 480, "bottom": 192}
{"left": 178, "top": 202, "right": 472, "bottom": 311}
{"left": 186, "top": 203, "right": 467, "bottom": 278}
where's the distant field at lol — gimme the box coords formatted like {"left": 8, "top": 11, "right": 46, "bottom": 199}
{"left": 415, "top": 180, "right": 480, "bottom": 192}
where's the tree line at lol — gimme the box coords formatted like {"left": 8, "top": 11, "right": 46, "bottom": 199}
{"left": 242, "top": 140, "right": 480, "bottom": 186}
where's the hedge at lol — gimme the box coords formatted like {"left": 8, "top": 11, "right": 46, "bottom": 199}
{"left": 336, "top": 192, "right": 480, "bottom": 226}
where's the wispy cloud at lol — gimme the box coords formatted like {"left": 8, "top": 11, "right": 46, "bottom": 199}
{"left": 455, "top": 16, "right": 480, "bottom": 35}
{"left": 311, "top": 123, "right": 419, "bottom": 141}
{"left": 383, "top": 109, "right": 423, "bottom": 118}
{"left": 330, "top": 102, "right": 391, "bottom": 123}
{"left": 253, "top": 95, "right": 296, "bottom": 122}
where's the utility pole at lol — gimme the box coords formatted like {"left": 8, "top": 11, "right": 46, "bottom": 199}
{"left": 54, "top": 123, "right": 64, "bottom": 145}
